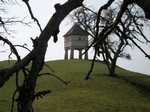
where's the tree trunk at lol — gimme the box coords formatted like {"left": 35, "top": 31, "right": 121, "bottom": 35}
{"left": 16, "top": 0, "right": 84, "bottom": 111}
{"left": 109, "top": 57, "right": 117, "bottom": 77}
{"left": 18, "top": 43, "right": 47, "bottom": 112}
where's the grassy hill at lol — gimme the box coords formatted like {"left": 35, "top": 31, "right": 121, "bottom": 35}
{"left": 0, "top": 59, "right": 150, "bottom": 112}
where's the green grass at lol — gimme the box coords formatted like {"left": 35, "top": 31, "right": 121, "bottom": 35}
{"left": 0, "top": 59, "right": 150, "bottom": 112}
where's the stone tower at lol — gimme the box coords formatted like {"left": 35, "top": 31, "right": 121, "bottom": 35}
{"left": 63, "top": 25, "right": 89, "bottom": 60}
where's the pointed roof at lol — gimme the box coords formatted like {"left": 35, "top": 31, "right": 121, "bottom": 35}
{"left": 63, "top": 24, "right": 89, "bottom": 37}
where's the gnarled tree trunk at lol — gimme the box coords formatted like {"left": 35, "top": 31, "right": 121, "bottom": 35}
{"left": 1, "top": 0, "right": 150, "bottom": 111}
{"left": 0, "top": 0, "right": 84, "bottom": 112}
{"left": 18, "top": 1, "right": 84, "bottom": 111}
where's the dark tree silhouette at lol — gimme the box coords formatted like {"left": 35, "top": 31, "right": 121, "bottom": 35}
{"left": 0, "top": 0, "right": 84, "bottom": 111}
{"left": 0, "top": 0, "right": 150, "bottom": 111}
{"left": 85, "top": 0, "right": 150, "bottom": 79}
{"left": 70, "top": 3, "right": 149, "bottom": 78}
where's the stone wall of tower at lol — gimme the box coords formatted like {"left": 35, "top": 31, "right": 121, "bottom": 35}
{"left": 64, "top": 35, "right": 88, "bottom": 50}
{"left": 64, "top": 25, "right": 89, "bottom": 60}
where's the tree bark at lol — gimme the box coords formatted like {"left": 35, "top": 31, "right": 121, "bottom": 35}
{"left": 1, "top": 0, "right": 150, "bottom": 111}
{"left": 18, "top": 1, "right": 84, "bottom": 111}
{"left": 0, "top": 0, "right": 84, "bottom": 111}
{"left": 109, "top": 56, "right": 117, "bottom": 77}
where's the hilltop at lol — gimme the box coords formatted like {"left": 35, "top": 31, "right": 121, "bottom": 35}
{"left": 0, "top": 59, "right": 150, "bottom": 112}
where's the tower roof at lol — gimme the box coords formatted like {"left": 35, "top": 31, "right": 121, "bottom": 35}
{"left": 63, "top": 25, "right": 89, "bottom": 37}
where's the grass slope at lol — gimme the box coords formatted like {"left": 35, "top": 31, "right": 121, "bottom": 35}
{"left": 0, "top": 60, "right": 150, "bottom": 112}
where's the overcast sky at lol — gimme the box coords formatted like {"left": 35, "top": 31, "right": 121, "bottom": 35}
{"left": 0, "top": 0, "right": 150, "bottom": 75}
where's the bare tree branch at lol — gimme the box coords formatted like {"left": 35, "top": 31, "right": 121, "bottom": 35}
{"left": 0, "top": 0, "right": 84, "bottom": 111}
{"left": 22, "top": 0, "right": 42, "bottom": 32}
{"left": 128, "top": 36, "right": 150, "bottom": 60}
{"left": 0, "top": 35, "right": 21, "bottom": 60}
{"left": 14, "top": 44, "right": 31, "bottom": 52}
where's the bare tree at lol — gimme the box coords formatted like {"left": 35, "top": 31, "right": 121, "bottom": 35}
{"left": 0, "top": 0, "right": 84, "bottom": 111}
{"left": 69, "top": 3, "right": 149, "bottom": 77}
{"left": 86, "top": 0, "right": 150, "bottom": 79}
{"left": 96, "top": 3, "right": 149, "bottom": 77}
{"left": 1, "top": 0, "right": 150, "bottom": 111}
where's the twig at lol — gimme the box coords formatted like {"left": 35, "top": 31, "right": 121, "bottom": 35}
{"left": 0, "top": 36, "right": 21, "bottom": 60}
{"left": 11, "top": 89, "right": 18, "bottom": 112}
{"left": 14, "top": 44, "right": 31, "bottom": 52}
{"left": 128, "top": 37, "right": 150, "bottom": 60}
{"left": 39, "top": 72, "right": 69, "bottom": 85}
{"left": 44, "top": 63, "right": 55, "bottom": 73}
{"left": 22, "top": 0, "right": 42, "bottom": 32}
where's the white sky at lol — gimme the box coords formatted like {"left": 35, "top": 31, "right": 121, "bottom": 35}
{"left": 0, "top": 0, "right": 150, "bottom": 75}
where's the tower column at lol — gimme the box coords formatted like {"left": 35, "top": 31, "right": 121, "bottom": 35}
{"left": 84, "top": 49, "right": 88, "bottom": 60}
{"left": 64, "top": 49, "right": 68, "bottom": 59}
{"left": 79, "top": 49, "right": 82, "bottom": 59}
{"left": 70, "top": 48, "right": 74, "bottom": 59}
